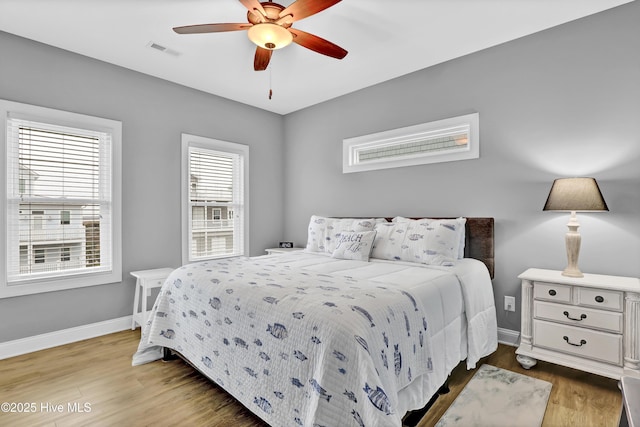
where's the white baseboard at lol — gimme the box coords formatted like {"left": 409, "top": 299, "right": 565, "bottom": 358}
{"left": 498, "top": 327, "right": 520, "bottom": 347}
{"left": 0, "top": 315, "right": 133, "bottom": 360}
{"left": 0, "top": 318, "right": 521, "bottom": 360}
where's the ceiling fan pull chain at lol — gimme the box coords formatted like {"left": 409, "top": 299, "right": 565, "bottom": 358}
{"left": 269, "top": 67, "right": 273, "bottom": 100}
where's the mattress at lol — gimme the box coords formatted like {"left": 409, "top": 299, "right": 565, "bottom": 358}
{"left": 133, "top": 251, "right": 497, "bottom": 427}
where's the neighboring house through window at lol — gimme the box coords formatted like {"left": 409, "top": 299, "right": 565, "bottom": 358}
{"left": 0, "top": 99, "right": 122, "bottom": 298}
{"left": 181, "top": 133, "right": 249, "bottom": 263}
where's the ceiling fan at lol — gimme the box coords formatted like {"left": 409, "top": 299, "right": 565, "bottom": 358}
{"left": 173, "top": 0, "right": 348, "bottom": 71}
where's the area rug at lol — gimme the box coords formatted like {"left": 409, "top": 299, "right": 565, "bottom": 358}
{"left": 435, "top": 364, "right": 552, "bottom": 427}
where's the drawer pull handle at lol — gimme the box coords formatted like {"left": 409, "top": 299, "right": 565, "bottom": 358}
{"left": 548, "top": 290, "right": 557, "bottom": 296}
{"left": 563, "top": 336, "right": 587, "bottom": 347}
{"left": 595, "top": 296, "right": 604, "bottom": 303}
{"left": 563, "top": 311, "right": 587, "bottom": 321}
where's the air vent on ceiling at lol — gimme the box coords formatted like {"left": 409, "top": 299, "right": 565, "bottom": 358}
{"left": 147, "top": 42, "right": 180, "bottom": 57}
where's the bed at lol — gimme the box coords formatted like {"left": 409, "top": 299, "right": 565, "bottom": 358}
{"left": 133, "top": 216, "right": 497, "bottom": 427}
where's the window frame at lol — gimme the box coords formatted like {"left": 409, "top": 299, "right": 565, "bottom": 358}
{"left": 0, "top": 99, "right": 122, "bottom": 298}
{"left": 181, "top": 133, "right": 249, "bottom": 264}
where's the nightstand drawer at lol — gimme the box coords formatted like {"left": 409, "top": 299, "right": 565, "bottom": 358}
{"left": 534, "top": 301, "right": 623, "bottom": 333}
{"left": 576, "top": 287, "right": 623, "bottom": 311}
{"left": 533, "top": 281, "right": 571, "bottom": 303}
{"left": 533, "top": 319, "right": 622, "bottom": 366}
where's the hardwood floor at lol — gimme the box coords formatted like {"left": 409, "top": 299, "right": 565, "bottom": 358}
{"left": 0, "top": 330, "right": 622, "bottom": 426}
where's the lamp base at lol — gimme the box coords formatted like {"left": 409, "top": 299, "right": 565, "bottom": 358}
{"left": 561, "top": 267, "right": 584, "bottom": 278}
{"left": 563, "top": 211, "right": 583, "bottom": 278}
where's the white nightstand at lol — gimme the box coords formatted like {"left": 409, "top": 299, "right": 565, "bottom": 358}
{"left": 265, "top": 247, "right": 304, "bottom": 255}
{"left": 131, "top": 268, "right": 174, "bottom": 330}
{"left": 516, "top": 268, "right": 640, "bottom": 380}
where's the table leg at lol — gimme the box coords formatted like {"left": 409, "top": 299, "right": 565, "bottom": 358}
{"left": 141, "top": 283, "right": 148, "bottom": 328}
{"left": 132, "top": 279, "right": 140, "bottom": 330}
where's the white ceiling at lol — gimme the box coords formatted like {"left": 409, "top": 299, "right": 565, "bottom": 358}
{"left": 0, "top": 0, "right": 633, "bottom": 115}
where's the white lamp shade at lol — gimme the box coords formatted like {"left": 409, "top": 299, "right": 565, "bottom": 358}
{"left": 247, "top": 23, "right": 293, "bottom": 50}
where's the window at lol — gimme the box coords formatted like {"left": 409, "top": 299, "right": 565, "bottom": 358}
{"left": 32, "top": 210, "right": 44, "bottom": 230}
{"left": 60, "top": 210, "right": 71, "bottom": 225}
{"left": 343, "top": 113, "right": 479, "bottom": 173}
{"left": 34, "top": 249, "right": 45, "bottom": 264}
{"left": 60, "top": 247, "right": 71, "bottom": 262}
{"left": 181, "top": 134, "right": 249, "bottom": 263}
{"left": 1, "top": 99, "right": 122, "bottom": 298}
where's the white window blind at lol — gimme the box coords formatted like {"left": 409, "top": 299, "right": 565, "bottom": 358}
{"left": 6, "top": 118, "right": 113, "bottom": 283}
{"left": 182, "top": 134, "right": 248, "bottom": 263}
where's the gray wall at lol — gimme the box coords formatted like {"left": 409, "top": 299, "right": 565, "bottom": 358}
{"left": 283, "top": 2, "right": 640, "bottom": 333}
{"left": 0, "top": 32, "right": 285, "bottom": 342}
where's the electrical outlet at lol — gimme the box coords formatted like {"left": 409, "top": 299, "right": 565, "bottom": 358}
{"left": 504, "top": 296, "right": 516, "bottom": 312}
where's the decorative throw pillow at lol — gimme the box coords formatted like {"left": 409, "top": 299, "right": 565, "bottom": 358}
{"left": 331, "top": 230, "right": 377, "bottom": 261}
{"left": 306, "top": 215, "right": 377, "bottom": 254}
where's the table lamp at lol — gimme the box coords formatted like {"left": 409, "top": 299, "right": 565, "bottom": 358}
{"left": 543, "top": 177, "right": 608, "bottom": 278}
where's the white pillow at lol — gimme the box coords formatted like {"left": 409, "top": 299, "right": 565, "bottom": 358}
{"left": 331, "top": 230, "right": 377, "bottom": 261}
{"left": 393, "top": 217, "right": 466, "bottom": 259}
{"left": 420, "top": 219, "right": 462, "bottom": 265}
{"left": 371, "top": 222, "right": 407, "bottom": 261}
{"left": 372, "top": 217, "right": 465, "bottom": 266}
{"left": 306, "top": 216, "right": 376, "bottom": 254}
{"left": 455, "top": 218, "right": 467, "bottom": 259}
{"left": 306, "top": 215, "right": 328, "bottom": 252}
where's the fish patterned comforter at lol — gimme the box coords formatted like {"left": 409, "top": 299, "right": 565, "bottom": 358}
{"left": 134, "top": 255, "right": 436, "bottom": 427}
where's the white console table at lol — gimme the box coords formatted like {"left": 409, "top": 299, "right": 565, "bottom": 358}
{"left": 131, "top": 268, "right": 174, "bottom": 330}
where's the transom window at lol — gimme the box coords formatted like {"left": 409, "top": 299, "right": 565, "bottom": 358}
{"left": 343, "top": 113, "right": 479, "bottom": 173}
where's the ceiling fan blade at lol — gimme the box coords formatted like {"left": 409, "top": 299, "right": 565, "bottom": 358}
{"left": 239, "top": 0, "right": 267, "bottom": 17}
{"left": 279, "top": 0, "right": 341, "bottom": 22}
{"left": 254, "top": 47, "right": 273, "bottom": 71}
{"left": 173, "top": 23, "right": 251, "bottom": 34}
{"left": 289, "top": 28, "right": 347, "bottom": 59}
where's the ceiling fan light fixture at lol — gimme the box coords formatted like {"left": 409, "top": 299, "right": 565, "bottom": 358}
{"left": 248, "top": 23, "right": 293, "bottom": 50}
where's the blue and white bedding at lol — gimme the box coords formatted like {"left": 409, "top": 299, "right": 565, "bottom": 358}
{"left": 133, "top": 251, "right": 497, "bottom": 427}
